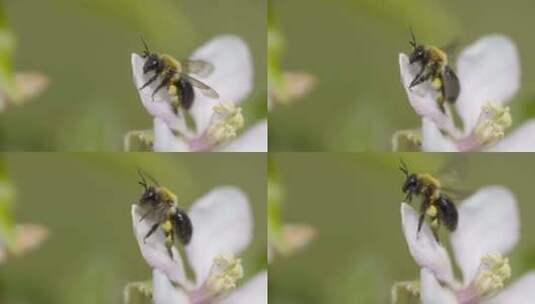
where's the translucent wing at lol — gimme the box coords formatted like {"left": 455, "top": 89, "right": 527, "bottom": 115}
{"left": 180, "top": 73, "right": 219, "bottom": 99}
{"left": 182, "top": 60, "right": 214, "bottom": 78}
{"left": 435, "top": 156, "right": 473, "bottom": 200}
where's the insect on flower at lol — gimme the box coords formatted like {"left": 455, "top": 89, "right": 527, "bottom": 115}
{"left": 407, "top": 28, "right": 460, "bottom": 113}
{"left": 136, "top": 169, "right": 192, "bottom": 258}
{"left": 399, "top": 159, "right": 459, "bottom": 242}
{"left": 139, "top": 38, "right": 219, "bottom": 115}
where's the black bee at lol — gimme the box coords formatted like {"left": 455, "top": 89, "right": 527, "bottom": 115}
{"left": 407, "top": 29, "right": 460, "bottom": 113}
{"left": 137, "top": 170, "right": 192, "bottom": 257}
{"left": 139, "top": 38, "right": 219, "bottom": 114}
{"left": 399, "top": 160, "right": 458, "bottom": 242}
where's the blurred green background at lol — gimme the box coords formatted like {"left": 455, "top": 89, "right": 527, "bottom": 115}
{"left": 269, "top": 0, "right": 535, "bottom": 151}
{"left": 269, "top": 153, "right": 535, "bottom": 303}
{"left": 0, "top": 153, "right": 267, "bottom": 303}
{"left": 0, "top": 0, "right": 266, "bottom": 151}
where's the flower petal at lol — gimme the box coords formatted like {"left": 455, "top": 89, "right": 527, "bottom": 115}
{"left": 420, "top": 268, "right": 458, "bottom": 304}
{"left": 484, "top": 272, "right": 535, "bottom": 304}
{"left": 131, "top": 54, "right": 192, "bottom": 137}
{"left": 189, "top": 35, "right": 253, "bottom": 136}
{"left": 153, "top": 118, "right": 190, "bottom": 152}
{"left": 152, "top": 269, "right": 190, "bottom": 304}
{"left": 131, "top": 205, "right": 189, "bottom": 286}
{"left": 486, "top": 120, "right": 535, "bottom": 152}
{"left": 401, "top": 203, "right": 454, "bottom": 283}
{"left": 455, "top": 35, "right": 520, "bottom": 134}
{"left": 451, "top": 186, "right": 520, "bottom": 285}
{"left": 399, "top": 53, "right": 459, "bottom": 136}
{"left": 219, "top": 271, "right": 267, "bottom": 304}
{"left": 185, "top": 187, "right": 253, "bottom": 287}
{"left": 217, "top": 120, "right": 268, "bottom": 152}
{"left": 421, "top": 118, "right": 459, "bottom": 152}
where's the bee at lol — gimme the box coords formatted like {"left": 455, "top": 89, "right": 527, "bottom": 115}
{"left": 139, "top": 38, "right": 219, "bottom": 114}
{"left": 407, "top": 29, "right": 460, "bottom": 113}
{"left": 399, "top": 160, "right": 458, "bottom": 242}
{"left": 137, "top": 170, "right": 192, "bottom": 257}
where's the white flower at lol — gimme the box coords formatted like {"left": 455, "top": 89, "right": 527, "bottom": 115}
{"left": 400, "top": 186, "right": 535, "bottom": 304}
{"left": 399, "top": 35, "right": 535, "bottom": 152}
{"left": 131, "top": 35, "right": 267, "bottom": 152}
{"left": 131, "top": 186, "right": 267, "bottom": 304}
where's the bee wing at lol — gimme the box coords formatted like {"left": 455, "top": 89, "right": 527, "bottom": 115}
{"left": 435, "top": 156, "right": 473, "bottom": 200}
{"left": 182, "top": 60, "right": 215, "bottom": 78}
{"left": 180, "top": 73, "right": 220, "bottom": 99}
{"left": 441, "top": 66, "right": 460, "bottom": 103}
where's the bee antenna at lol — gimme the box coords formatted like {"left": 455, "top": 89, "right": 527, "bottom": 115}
{"left": 140, "top": 35, "right": 150, "bottom": 56}
{"left": 399, "top": 158, "right": 409, "bottom": 177}
{"left": 137, "top": 168, "right": 149, "bottom": 190}
{"left": 142, "top": 169, "right": 161, "bottom": 187}
{"left": 409, "top": 27, "right": 417, "bottom": 48}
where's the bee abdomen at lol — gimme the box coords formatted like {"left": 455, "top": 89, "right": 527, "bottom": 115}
{"left": 172, "top": 209, "right": 193, "bottom": 245}
{"left": 437, "top": 195, "right": 458, "bottom": 231}
{"left": 176, "top": 78, "right": 195, "bottom": 110}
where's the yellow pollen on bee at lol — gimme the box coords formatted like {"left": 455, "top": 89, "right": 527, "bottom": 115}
{"left": 426, "top": 205, "right": 438, "bottom": 217}
{"left": 162, "top": 220, "right": 173, "bottom": 232}
{"left": 432, "top": 78, "right": 442, "bottom": 89}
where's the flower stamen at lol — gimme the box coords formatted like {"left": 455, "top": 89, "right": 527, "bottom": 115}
{"left": 206, "top": 253, "right": 244, "bottom": 296}
{"left": 460, "top": 252, "right": 511, "bottom": 303}
{"left": 473, "top": 102, "right": 512, "bottom": 146}
{"left": 206, "top": 102, "right": 244, "bottom": 144}
{"left": 473, "top": 252, "right": 511, "bottom": 298}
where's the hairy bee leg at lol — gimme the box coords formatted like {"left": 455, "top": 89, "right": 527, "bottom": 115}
{"left": 409, "top": 64, "right": 427, "bottom": 88}
{"left": 410, "top": 70, "right": 432, "bottom": 88}
{"left": 151, "top": 74, "right": 173, "bottom": 100}
{"left": 404, "top": 192, "right": 413, "bottom": 203}
{"left": 417, "top": 213, "right": 425, "bottom": 235}
{"left": 143, "top": 222, "right": 160, "bottom": 243}
{"left": 139, "top": 73, "right": 159, "bottom": 90}
{"left": 432, "top": 227, "right": 441, "bottom": 243}
{"left": 417, "top": 197, "right": 430, "bottom": 237}
{"left": 139, "top": 208, "right": 154, "bottom": 222}
{"left": 164, "top": 225, "right": 175, "bottom": 258}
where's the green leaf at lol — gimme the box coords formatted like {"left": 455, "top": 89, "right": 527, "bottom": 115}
{"left": 124, "top": 281, "right": 153, "bottom": 304}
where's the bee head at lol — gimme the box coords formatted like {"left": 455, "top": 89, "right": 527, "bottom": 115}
{"left": 141, "top": 185, "right": 160, "bottom": 204}
{"left": 137, "top": 169, "right": 162, "bottom": 204}
{"left": 143, "top": 54, "right": 162, "bottom": 74}
{"left": 409, "top": 45, "right": 427, "bottom": 64}
{"left": 399, "top": 159, "right": 420, "bottom": 193}
{"left": 140, "top": 37, "right": 163, "bottom": 74}
{"left": 408, "top": 28, "right": 427, "bottom": 64}
{"left": 402, "top": 174, "right": 420, "bottom": 194}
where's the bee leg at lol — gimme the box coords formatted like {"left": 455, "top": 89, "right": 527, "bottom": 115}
{"left": 139, "top": 208, "right": 154, "bottom": 222}
{"left": 404, "top": 191, "right": 413, "bottom": 203}
{"left": 139, "top": 74, "right": 159, "bottom": 90}
{"left": 432, "top": 227, "right": 441, "bottom": 243}
{"left": 143, "top": 222, "right": 160, "bottom": 243}
{"left": 417, "top": 213, "right": 425, "bottom": 235}
{"left": 417, "top": 197, "right": 430, "bottom": 237}
{"left": 409, "top": 64, "right": 427, "bottom": 88}
{"left": 410, "top": 71, "right": 431, "bottom": 88}
{"left": 164, "top": 228, "right": 175, "bottom": 258}
{"left": 151, "top": 74, "right": 173, "bottom": 100}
